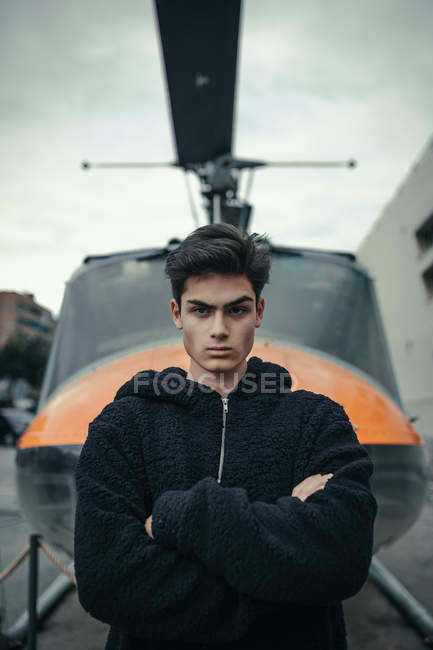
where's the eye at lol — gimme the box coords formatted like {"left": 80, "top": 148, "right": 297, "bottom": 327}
{"left": 192, "top": 307, "right": 208, "bottom": 315}
{"left": 230, "top": 307, "right": 247, "bottom": 315}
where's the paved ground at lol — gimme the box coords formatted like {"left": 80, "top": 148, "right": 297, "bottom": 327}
{"left": 0, "top": 448, "right": 73, "bottom": 631}
{"left": 1, "top": 444, "right": 432, "bottom": 649}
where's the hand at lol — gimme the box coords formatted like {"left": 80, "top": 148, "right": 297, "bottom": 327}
{"left": 291, "top": 473, "right": 333, "bottom": 502}
{"left": 145, "top": 515, "right": 153, "bottom": 538}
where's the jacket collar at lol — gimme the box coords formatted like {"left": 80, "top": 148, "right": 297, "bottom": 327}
{"left": 114, "top": 355, "right": 292, "bottom": 411}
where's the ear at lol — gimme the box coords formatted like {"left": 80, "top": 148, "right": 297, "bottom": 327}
{"left": 255, "top": 297, "right": 265, "bottom": 328}
{"left": 170, "top": 298, "right": 183, "bottom": 330}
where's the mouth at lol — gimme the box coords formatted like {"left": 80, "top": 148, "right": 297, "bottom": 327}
{"left": 207, "top": 347, "right": 232, "bottom": 354}
{"left": 207, "top": 347, "right": 232, "bottom": 351}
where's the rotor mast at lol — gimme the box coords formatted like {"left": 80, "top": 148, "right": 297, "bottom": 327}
{"left": 82, "top": 0, "right": 356, "bottom": 232}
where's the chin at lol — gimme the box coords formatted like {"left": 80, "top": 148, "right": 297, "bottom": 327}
{"left": 204, "top": 355, "right": 242, "bottom": 370}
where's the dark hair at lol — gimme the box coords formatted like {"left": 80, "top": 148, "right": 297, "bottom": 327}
{"left": 165, "top": 223, "right": 272, "bottom": 312}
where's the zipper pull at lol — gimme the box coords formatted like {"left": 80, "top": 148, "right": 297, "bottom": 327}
{"left": 222, "top": 397, "right": 229, "bottom": 413}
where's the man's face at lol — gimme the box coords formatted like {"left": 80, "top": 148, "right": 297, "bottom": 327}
{"left": 170, "top": 272, "right": 265, "bottom": 380}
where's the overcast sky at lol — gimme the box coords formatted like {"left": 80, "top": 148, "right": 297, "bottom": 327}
{"left": 1, "top": 0, "right": 433, "bottom": 317}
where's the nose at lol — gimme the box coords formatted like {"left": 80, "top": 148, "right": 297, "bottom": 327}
{"left": 210, "top": 310, "right": 229, "bottom": 339}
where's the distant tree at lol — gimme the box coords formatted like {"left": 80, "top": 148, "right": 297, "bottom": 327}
{"left": 23, "top": 338, "right": 51, "bottom": 388}
{"left": 0, "top": 336, "right": 51, "bottom": 389}
{"left": 0, "top": 337, "right": 27, "bottom": 379}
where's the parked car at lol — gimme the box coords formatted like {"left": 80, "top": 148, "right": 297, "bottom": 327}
{"left": 0, "top": 408, "right": 34, "bottom": 446}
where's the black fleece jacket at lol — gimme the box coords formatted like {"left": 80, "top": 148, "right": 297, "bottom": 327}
{"left": 74, "top": 356, "right": 377, "bottom": 650}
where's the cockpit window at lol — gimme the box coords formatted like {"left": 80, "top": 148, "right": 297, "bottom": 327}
{"left": 40, "top": 251, "right": 400, "bottom": 404}
{"left": 259, "top": 252, "right": 399, "bottom": 401}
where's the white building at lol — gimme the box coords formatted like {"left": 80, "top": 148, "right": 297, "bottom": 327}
{"left": 357, "top": 138, "right": 433, "bottom": 440}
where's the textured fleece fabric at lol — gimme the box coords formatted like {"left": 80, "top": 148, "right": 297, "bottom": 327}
{"left": 74, "top": 356, "right": 377, "bottom": 650}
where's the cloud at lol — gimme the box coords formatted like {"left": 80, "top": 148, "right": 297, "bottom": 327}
{"left": 0, "top": 0, "right": 162, "bottom": 125}
{"left": 1, "top": 0, "right": 432, "bottom": 314}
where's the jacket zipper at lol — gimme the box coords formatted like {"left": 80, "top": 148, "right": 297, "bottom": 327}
{"left": 217, "top": 397, "right": 229, "bottom": 484}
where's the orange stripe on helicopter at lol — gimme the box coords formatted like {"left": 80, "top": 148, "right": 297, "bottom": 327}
{"left": 18, "top": 342, "right": 422, "bottom": 449}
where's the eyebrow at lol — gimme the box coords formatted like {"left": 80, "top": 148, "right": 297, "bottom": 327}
{"left": 186, "top": 295, "right": 254, "bottom": 308}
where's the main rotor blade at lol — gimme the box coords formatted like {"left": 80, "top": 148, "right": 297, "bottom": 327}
{"left": 81, "top": 161, "right": 175, "bottom": 169}
{"left": 154, "top": 0, "right": 241, "bottom": 167}
{"left": 262, "top": 159, "right": 357, "bottom": 168}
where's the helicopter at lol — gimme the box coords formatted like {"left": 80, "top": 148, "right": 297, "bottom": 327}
{"left": 16, "top": 0, "right": 428, "bottom": 561}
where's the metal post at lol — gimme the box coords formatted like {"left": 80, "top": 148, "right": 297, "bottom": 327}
{"left": 369, "top": 556, "right": 433, "bottom": 643}
{"left": 27, "top": 535, "right": 40, "bottom": 650}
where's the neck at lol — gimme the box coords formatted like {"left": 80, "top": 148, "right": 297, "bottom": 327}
{"left": 187, "top": 357, "right": 248, "bottom": 397}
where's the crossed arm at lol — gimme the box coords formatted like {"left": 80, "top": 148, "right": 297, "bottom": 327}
{"left": 148, "top": 398, "right": 377, "bottom": 607}
{"left": 144, "top": 472, "right": 335, "bottom": 537}
{"left": 74, "top": 396, "right": 377, "bottom": 641}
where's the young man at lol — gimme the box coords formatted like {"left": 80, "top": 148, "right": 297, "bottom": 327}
{"left": 74, "top": 223, "right": 377, "bottom": 650}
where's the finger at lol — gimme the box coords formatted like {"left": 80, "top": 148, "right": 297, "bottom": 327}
{"left": 296, "top": 487, "right": 322, "bottom": 502}
{"left": 292, "top": 476, "right": 333, "bottom": 501}
{"left": 291, "top": 473, "right": 334, "bottom": 498}
{"left": 297, "top": 474, "right": 333, "bottom": 490}
{"left": 304, "top": 473, "right": 333, "bottom": 483}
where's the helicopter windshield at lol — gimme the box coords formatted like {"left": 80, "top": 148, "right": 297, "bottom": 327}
{"left": 41, "top": 250, "right": 400, "bottom": 405}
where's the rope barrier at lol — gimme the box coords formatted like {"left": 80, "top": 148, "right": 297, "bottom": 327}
{"left": 0, "top": 535, "right": 76, "bottom": 649}
{"left": 38, "top": 540, "right": 76, "bottom": 586}
{"left": 0, "top": 539, "right": 75, "bottom": 586}
{"left": 0, "top": 547, "right": 30, "bottom": 583}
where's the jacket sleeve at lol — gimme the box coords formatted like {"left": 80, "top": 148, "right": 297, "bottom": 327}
{"left": 151, "top": 395, "right": 378, "bottom": 607}
{"left": 73, "top": 399, "right": 276, "bottom": 643}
